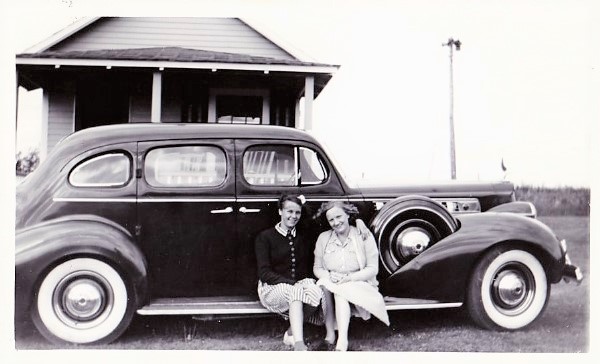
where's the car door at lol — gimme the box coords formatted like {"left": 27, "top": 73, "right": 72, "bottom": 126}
{"left": 234, "top": 139, "right": 347, "bottom": 295}
{"left": 137, "top": 139, "right": 236, "bottom": 298}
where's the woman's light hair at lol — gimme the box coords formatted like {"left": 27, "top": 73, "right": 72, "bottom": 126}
{"left": 314, "top": 200, "right": 359, "bottom": 221}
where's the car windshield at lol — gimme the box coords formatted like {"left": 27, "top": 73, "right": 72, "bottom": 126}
{"left": 308, "top": 131, "right": 359, "bottom": 188}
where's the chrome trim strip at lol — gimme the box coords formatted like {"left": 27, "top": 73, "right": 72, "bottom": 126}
{"left": 385, "top": 302, "right": 463, "bottom": 310}
{"left": 137, "top": 301, "right": 464, "bottom": 315}
{"left": 305, "top": 198, "right": 353, "bottom": 202}
{"left": 137, "top": 307, "right": 270, "bottom": 315}
{"left": 54, "top": 196, "right": 363, "bottom": 203}
{"left": 138, "top": 198, "right": 236, "bottom": 203}
{"left": 236, "top": 198, "right": 278, "bottom": 202}
{"left": 53, "top": 197, "right": 136, "bottom": 203}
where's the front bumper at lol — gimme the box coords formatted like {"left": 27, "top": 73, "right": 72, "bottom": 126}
{"left": 560, "top": 239, "right": 583, "bottom": 285}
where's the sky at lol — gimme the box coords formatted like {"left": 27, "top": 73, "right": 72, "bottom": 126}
{"left": 3, "top": 0, "right": 599, "bottom": 188}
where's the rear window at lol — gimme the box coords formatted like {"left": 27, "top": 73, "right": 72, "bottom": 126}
{"left": 69, "top": 153, "right": 131, "bottom": 187}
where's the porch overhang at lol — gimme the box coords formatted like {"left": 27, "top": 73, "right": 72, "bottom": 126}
{"left": 16, "top": 46, "right": 338, "bottom": 90}
{"left": 16, "top": 57, "right": 338, "bottom": 74}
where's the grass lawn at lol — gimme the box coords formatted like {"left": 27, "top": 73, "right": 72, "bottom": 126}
{"left": 14, "top": 216, "right": 589, "bottom": 352}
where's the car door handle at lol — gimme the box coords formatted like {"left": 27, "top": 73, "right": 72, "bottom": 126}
{"left": 210, "top": 207, "right": 233, "bottom": 214}
{"left": 239, "top": 207, "right": 261, "bottom": 213}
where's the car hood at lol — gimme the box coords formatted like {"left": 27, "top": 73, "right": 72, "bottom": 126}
{"left": 352, "top": 180, "right": 515, "bottom": 199}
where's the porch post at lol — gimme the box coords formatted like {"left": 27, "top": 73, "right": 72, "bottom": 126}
{"left": 15, "top": 70, "right": 19, "bottom": 143}
{"left": 303, "top": 75, "right": 314, "bottom": 131}
{"left": 151, "top": 71, "right": 162, "bottom": 123}
{"left": 40, "top": 89, "right": 49, "bottom": 160}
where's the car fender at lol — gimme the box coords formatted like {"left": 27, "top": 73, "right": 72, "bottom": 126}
{"left": 382, "top": 212, "right": 563, "bottom": 302}
{"left": 15, "top": 215, "right": 148, "bottom": 318}
{"left": 487, "top": 201, "right": 537, "bottom": 218}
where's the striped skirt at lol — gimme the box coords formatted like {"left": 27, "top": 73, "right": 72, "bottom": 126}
{"left": 257, "top": 278, "right": 326, "bottom": 325}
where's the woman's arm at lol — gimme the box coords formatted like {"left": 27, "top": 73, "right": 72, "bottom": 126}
{"left": 355, "top": 218, "right": 370, "bottom": 241}
{"left": 313, "top": 232, "right": 330, "bottom": 280}
{"left": 347, "top": 232, "right": 379, "bottom": 282}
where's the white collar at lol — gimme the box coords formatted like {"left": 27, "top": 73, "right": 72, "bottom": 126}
{"left": 275, "top": 222, "right": 297, "bottom": 237}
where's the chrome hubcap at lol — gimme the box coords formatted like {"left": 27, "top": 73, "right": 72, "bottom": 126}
{"left": 496, "top": 271, "right": 526, "bottom": 306}
{"left": 396, "top": 227, "right": 431, "bottom": 260}
{"left": 53, "top": 271, "right": 113, "bottom": 328}
{"left": 491, "top": 264, "right": 535, "bottom": 315}
{"left": 62, "top": 278, "right": 105, "bottom": 320}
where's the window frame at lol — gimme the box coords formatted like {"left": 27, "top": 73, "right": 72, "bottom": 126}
{"left": 143, "top": 144, "right": 228, "bottom": 189}
{"left": 241, "top": 144, "right": 329, "bottom": 188}
{"left": 68, "top": 152, "right": 132, "bottom": 188}
{"left": 208, "top": 88, "right": 270, "bottom": 125}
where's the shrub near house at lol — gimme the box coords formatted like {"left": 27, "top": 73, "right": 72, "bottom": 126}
{"left": 16, "top": 151, "right": 40, "bottom": 176}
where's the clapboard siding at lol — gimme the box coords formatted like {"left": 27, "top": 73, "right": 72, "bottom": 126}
{"left": 47, "top": 90, "right": 74, "bottom": 152}
{"left": 52, "top": 17, "right": 294, "bottom": 59}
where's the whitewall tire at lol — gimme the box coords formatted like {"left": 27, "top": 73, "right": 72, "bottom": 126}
{"left": 467, "top": 248, "right": 549, "bottom": 330}
{"left": 32, "top": 258, "right": 134, "bottom": 344}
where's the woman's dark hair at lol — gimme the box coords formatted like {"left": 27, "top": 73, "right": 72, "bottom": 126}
{"left": 313, "top": 201, "right": 359, "bottom": 224}
{"left": 278, "top": 194, "right": 303, "bottom": 210}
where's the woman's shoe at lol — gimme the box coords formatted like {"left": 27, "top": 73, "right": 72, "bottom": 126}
{"left": 283, "top": 330, "right": 294, "bottom": 346}
{"left": 335, "top": 340, "right": 348, "bottom": 352}
{"left": 315, "top": 340, "right": 336, "bottom": 351}
{"left": 294, "top": 341, "right": 308, "bottom": 351}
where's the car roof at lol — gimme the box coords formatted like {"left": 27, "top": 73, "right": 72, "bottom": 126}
{"left": 60, "top": 123, "right": 319, "bottom": 147}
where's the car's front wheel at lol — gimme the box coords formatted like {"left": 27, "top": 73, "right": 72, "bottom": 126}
{"left": 32, "top": 257, "right": 135, "bottom": 344}
{"left": 466, "top": 247, "right": 549, "bottom": 330}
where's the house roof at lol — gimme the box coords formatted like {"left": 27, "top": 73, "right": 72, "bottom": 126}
{"left": 16, "top": 46, "right": 334, "bottom": 68}
{"left": 23, "top": 17, "right": 314, "bottom": 62}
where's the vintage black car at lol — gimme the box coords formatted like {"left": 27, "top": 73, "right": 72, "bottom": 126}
{"left": 15, "top": 123, "right": 582, "bottom": 345}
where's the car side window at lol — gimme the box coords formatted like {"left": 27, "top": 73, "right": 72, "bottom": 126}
{"left": 299, "top": 147, "right": 327, "bottom": 185}
{"left": 243, "top": 145, "right": 327, "bottom": 186}
{"left": 69, "top": 153, "right": 131, "bottom": 187}
{"left": 145, "top": 146, "right": 226, "bottom": 187}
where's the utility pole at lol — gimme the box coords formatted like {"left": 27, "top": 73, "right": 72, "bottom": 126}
{"left": 443, "top": 38, "right": 461, "bottom": 179}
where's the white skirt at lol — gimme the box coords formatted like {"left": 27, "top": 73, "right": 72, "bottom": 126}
{"left": 317, "top": 278, "right": 390, "bottom": 326}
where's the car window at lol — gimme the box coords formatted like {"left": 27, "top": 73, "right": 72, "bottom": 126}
{"left": 243, "top": 145, "right": 327, "bottom": 186}
{"left": 145, "top": 146, "right": 226, "bottom": 187}
{"left": 69, "top": 153, "right": 131, "bottom": 187}
{"left": 299, "top": 147, "right": 327, "bottom": 185}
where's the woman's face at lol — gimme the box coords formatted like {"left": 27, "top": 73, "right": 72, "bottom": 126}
{"left": 279, "top": 200, "right": 302, "bottom": 230}
{"left": 326, "top": 206, "right": 350, "bottom": 235}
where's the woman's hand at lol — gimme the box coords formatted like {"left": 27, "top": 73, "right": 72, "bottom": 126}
{"left": 330, "top": 271, "right": 352, "bottom": 284}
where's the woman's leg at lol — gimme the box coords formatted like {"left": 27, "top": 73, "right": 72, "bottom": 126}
{"left": 334, "top": 294, "right": 351, "bottom": 351}
{"left": 289, "top": 300, "right": 307, "bottom": 350}
{"left": 322, "top": 289, "right": 336, "bottom": 344}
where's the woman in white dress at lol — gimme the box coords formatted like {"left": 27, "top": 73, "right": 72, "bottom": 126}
{"left": 313, "top": 201, "right": 390, "bottom": 351}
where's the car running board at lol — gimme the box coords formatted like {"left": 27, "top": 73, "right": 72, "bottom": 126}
{"left": 136, "top": 296, "right": 462, "bottom": 316}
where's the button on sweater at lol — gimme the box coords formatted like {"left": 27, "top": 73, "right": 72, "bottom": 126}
{"left": 255, "top": 227, "right": 312, "bottom": 285}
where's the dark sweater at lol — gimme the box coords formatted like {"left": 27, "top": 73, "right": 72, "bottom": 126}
{"left": 255, "top": 228, "right": 312, "bottom": 285}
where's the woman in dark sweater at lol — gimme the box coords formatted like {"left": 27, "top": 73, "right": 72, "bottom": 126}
{"left": 255, "top": 194, "right": 323, "bottom": 351}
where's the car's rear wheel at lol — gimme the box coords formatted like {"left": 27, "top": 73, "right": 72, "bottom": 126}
{"left": 32, "top": 257, "right": 135, "bottom": 344}
{"left": 467, "top": 247, "right": 549, "bottom": 330}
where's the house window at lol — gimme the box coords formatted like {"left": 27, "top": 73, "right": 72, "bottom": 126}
{"left": 216, "top": 95, "right": 262, "bottom": 124}
{"left": 209, "top": 89, "right": 269, "bottom": 124}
